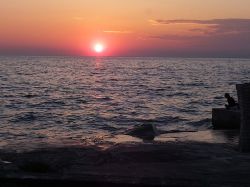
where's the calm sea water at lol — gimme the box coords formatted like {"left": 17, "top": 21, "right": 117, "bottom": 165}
{"left": 1, "top": 56, "right": 250, "bottom": 150}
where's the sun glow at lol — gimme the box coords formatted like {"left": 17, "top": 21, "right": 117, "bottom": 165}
{"left": 94, "top": 43, "right": 104, "bottom": 53}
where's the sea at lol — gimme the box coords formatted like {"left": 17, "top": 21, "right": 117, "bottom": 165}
{"left": 1, "top": 56, "right": 250, "bottom": 151}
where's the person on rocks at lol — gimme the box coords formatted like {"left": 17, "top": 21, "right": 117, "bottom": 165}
{"left": 224, "top": 93, "right": 239, "bottom": 109}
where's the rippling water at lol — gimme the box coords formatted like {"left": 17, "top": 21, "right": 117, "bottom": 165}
{"left": 0, "top": 56, "right": 250, "bottom": 150}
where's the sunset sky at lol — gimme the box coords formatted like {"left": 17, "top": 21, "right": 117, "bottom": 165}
{"left": 1, "top": 0, "right": 250, "bottom": 57}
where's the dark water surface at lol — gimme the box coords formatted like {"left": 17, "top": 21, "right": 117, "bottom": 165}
{"left": 0, "top": 57, "right": 249, "bottom": 150}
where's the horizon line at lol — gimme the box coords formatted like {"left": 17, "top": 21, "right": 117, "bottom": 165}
{"left": 0, "top": 54, "right": 250, "bottom": 59}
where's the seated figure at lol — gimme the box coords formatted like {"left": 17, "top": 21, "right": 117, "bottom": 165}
{"left": 224, "top": 93, "right": 239, "bottom": 110}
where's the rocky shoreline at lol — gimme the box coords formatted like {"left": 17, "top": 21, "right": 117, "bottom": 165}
{"left": 1, "top": 130, "right": 250, "bottom": 187}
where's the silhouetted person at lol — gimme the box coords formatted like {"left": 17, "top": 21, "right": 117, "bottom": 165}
{"left": 224, "top": 93, "right": 238, "bottom": 109}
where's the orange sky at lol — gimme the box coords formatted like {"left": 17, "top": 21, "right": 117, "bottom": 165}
{"left": 1, "top": 0, "right": 250, "bottom": 57}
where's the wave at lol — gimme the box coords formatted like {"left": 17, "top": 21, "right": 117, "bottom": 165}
{"left": 91, "top": 115, "right": 188, "bottom": 126}
{"left": 9, "top": 112, "right": 37, "bottom": 123}
{"left": 187, "top": 118, "right": 212, "bottom": 127}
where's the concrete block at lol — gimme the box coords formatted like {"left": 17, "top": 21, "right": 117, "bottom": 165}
{"left": 212, "top": 108, "right": 240, "bottom": 129}
{"left": 237, "top": 83, "right": 250, "bottom": 152}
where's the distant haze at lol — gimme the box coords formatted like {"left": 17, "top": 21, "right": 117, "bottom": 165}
{"left": 1, "top": 0, "right": 250, "bottom": 57}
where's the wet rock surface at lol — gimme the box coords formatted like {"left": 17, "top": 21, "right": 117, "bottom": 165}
{"left": 1, "top": 138, "right": 250, "bottom": 187}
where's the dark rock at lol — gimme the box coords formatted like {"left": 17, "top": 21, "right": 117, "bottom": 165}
{"left": 19, "top": 162, "right": 51, "bottom": 173}
{"left": 126, "top": 124, "right": 157, "bottom": 141}
{"left": 212, "top": 108, "right": 240, "bottom": 129}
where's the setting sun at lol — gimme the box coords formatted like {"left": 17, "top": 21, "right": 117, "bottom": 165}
{"left": 94, "top": 43, "right": 104, "bottom": 53}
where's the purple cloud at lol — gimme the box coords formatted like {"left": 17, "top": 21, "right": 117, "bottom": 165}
{"left": 150, "top": 18, "right": 250, "bottom": 36}
{"left": 148, "top": 19, "right": 250, "bottom": 57}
